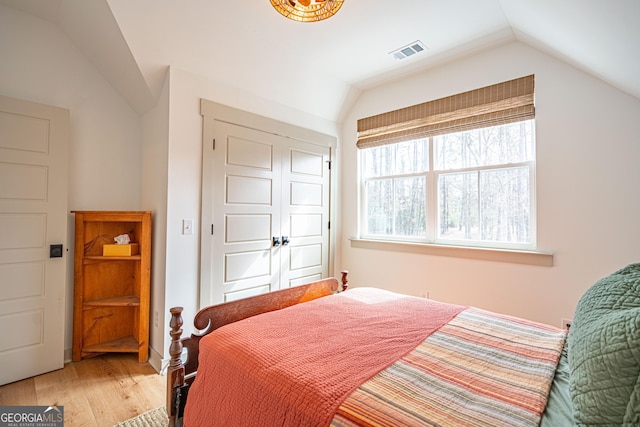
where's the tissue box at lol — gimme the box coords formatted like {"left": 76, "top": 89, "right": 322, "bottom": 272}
{"left": 103, "top": 243, "right": 139, "bottom": 256}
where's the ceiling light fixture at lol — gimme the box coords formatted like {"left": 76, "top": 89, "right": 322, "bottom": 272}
{"left": 270, "top": 0, "right": 344, "bottom": 23}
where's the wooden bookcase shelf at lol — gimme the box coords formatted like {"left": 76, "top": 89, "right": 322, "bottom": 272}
{"left": 83, "top": 295, "right": 141, "bottom": 307}
{"left": 72, "top": 210, "right": 152, "bottom": 362}
{"left": 84, "top": 255, "right": 143, "bottom": 262}
{"left": 82, "top": 336, "right": 141, "bottom": 354}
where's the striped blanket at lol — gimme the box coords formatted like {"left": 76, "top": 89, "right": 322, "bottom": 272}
{"left": 332, "top": 308, "right": 567, "bottom": 427}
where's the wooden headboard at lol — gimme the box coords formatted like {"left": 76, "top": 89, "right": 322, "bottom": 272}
{"left": 166, "top": 274, "right": 348, "bottom": 427}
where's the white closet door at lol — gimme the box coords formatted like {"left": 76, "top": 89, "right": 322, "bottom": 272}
{"left": 207, "top": 122, "right": 282, "bottom": 303}
{"left": 280, "top": 139, "right": 330, "bottom": 289}
{"left": 200, "top": 118, "right": 331, "bottom": 306}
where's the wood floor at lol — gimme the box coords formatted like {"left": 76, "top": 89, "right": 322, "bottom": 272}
{"left": 0, "top": 353, "right": 166, "bottom": 426}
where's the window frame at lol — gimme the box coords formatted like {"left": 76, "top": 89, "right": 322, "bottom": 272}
{"left": 359, "top": 122, "right": 538, "bottom": 252}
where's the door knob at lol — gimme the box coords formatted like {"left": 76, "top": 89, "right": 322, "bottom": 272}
{"left": 50, "top": 244, "right": 63, "bottom": 258}
{"left": 282, "top": 236, "right": 290, "bottom": 246}
{"left": 272, "top": 236, "right": 281, "bottom": 247}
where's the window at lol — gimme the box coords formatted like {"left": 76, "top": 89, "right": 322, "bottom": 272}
{"left": 363, "top": 139, "right": 428, "bottom": 239}
{"left": 357, "top": 76, "right": 536, "bottom": 250}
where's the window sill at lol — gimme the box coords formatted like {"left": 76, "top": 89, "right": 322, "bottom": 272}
{"left": 349, "top": 238, "right": 553, "bottom": 267}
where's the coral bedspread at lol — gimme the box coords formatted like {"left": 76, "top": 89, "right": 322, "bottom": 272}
{"left": 183, "top": 288, "right": 565, "bottom": 427}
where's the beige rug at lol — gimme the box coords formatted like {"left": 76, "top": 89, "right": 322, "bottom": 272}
{"left": 114, "top": 407, "right": 167, "bottom": 427}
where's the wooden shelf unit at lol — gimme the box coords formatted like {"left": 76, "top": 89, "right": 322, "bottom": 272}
{"left": 72, "top": 210, "right": 152, "bottom": 362}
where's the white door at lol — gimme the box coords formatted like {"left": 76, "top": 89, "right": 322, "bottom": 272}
{"left": 280, "top": 139, "right": 331, "bottom": 289}
{"left": 0, "top": 95, "right": 69, "bottom": 385}
{"left": 200, "top": 121, "right": 331, "bottom": 305}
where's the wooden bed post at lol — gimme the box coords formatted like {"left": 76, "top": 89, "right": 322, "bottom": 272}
{"left": 167, "top": 307, "right": 185, "bottom": 427}
{"left": 341, "top": 270, "right": 349, "bottom": 292}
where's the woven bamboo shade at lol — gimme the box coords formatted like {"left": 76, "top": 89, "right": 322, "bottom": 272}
{"left": 270, "top": 0, "right": 344, "bottom": 22}
{"left": 357, "top": 75, "right": 535, "bottom": 149}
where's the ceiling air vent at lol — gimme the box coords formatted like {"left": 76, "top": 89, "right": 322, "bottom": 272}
{"left": 390, "top": 41, "right": 427, "bottom": 61}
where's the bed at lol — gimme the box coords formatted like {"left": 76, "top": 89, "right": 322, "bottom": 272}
{"left": 166, "top": 264, "right": 640, "bottom": 426}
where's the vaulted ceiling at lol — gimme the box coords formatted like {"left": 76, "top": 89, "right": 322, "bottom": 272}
{"left": 3, "top": 0, "right": 639, "bottom": 121}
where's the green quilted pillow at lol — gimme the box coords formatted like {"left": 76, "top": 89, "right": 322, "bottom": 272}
{"left": 568, "top": 263, "right": 640, "bottom": 426}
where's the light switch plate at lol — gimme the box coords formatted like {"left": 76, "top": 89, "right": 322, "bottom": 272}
{"left": 182, "top": 219, "right": 193, "bottom": 235}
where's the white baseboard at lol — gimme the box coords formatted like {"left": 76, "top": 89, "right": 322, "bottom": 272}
{"left": 64, "top": 347, "right": 72, "bottom": 364}
{"left": 149, "top": 346, "right": 169, "bottom": 375}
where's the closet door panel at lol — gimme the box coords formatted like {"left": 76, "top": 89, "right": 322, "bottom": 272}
{"left": 280, "top": 142, "right": 330, "bottom": 289}
{"left": 204, "top": 122, "right": 282, "bottom": 304}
